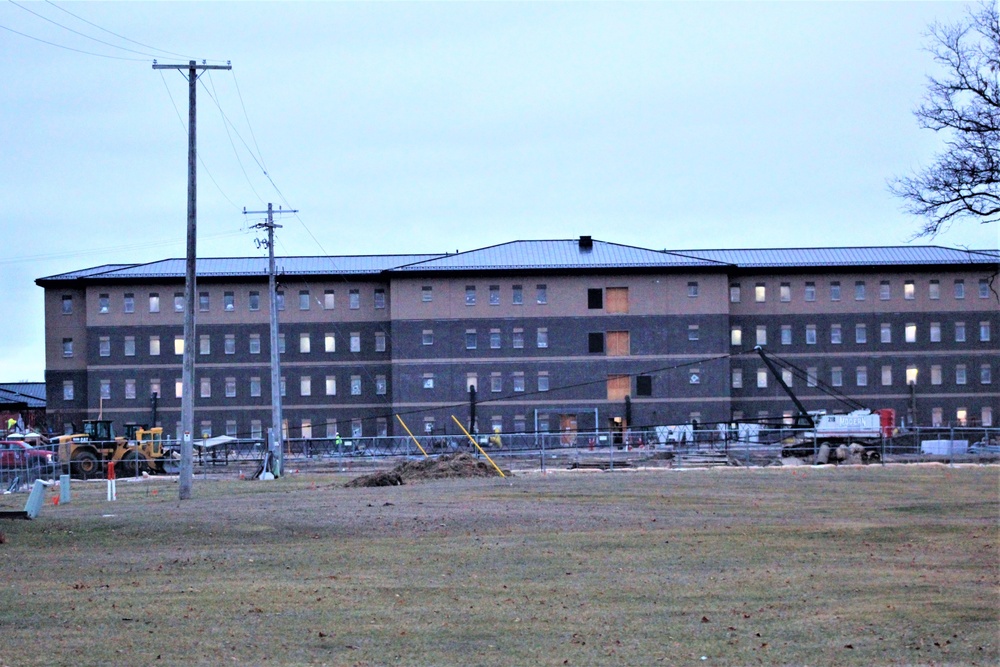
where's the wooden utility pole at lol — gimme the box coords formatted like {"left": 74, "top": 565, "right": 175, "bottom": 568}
{"left": 244, "top": 203, "right": 296, "bottom": 476}
{"left": 153, "top": 59, "right": 231, "bottom": 500}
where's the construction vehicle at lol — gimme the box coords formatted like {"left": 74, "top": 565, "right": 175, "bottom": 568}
{"left": 754, "top": 347, "right": 892, "bottom": 462}
{"left": 54, "top": 419, "right": 174, "bottom": 478}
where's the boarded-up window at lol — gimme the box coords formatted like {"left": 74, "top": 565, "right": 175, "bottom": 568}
{"left": 606, "top": 287, "right": 629, "bottom": 313}
{"left": 607, "top": 374, "right": 630, "bottom": 401}
{"left": 606, "top": 331, "right": 630, "bottom": 356}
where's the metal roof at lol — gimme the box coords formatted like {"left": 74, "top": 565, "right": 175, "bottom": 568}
{"left": 37, "top": 264, "right": 137, "bottom": 282}
{"left": 391, "top": 240, "right": 726, "bottom": 272}
{"left": 0, "top": 383, "right": 46, "bottom": 409}
{"left": 672, "top": 246, "right": 1000, "bottom": 268}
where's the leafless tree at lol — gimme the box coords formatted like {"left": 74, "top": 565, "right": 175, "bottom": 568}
{"left": 890, "top": 1, "right": 1000, "bottom": 238}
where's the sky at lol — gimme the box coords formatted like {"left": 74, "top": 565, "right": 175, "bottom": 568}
{"left": 2, "top": 1, "right": 998, "bottom": 382}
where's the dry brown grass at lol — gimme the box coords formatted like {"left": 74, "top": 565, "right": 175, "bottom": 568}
{"left": 0, "top": 464, "right": 997, "bottom": 666}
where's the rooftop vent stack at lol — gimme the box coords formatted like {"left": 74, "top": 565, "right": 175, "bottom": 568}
{"left": 579, "top": 235, "right": 593, "bottom": 252}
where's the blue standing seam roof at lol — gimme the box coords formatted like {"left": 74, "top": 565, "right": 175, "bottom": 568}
{"left": 673, "top": 246, "right": 1000, "bottom": 268}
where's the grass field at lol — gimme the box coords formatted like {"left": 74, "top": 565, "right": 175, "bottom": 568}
{"left": 0, "top": 464, "right": 997, "bottom": 666}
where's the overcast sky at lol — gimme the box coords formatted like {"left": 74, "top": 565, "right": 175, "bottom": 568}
{"left": 2, "top": 1, "right": 997, "bottom": 382}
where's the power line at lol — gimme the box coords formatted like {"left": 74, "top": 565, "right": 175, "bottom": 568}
{"left": 8, "top": 0, "right": 160, "bottom": 58}
{"left": 0, "top": 22, "right": 148, "bottom": 60}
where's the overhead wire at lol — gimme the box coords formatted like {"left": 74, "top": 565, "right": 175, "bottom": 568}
{"left": 0, "top": 22, "right": 149, "bottom": 61}
{"left": 8, "top": 0, "right": 161, "bottom": 59}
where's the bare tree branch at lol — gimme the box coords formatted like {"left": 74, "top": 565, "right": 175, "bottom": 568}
{"left": 890, "top": 1, "right": 1000, "bottom": 237}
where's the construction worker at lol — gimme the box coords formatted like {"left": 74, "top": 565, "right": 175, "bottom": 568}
{"left": 5, "top": 417, "right": 15, "bottom": 434}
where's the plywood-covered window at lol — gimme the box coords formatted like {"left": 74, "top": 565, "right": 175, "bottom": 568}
{"left": 606, "top": 331, "right": 630, "bottom": 356}
{"left": 605, "top": 287, "right": 629, "bottom": 313}
{"left": 606, "top": 374, "right": 630, "bottom": 401}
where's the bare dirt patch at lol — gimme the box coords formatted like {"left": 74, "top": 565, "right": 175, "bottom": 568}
{"left": 344, "top": 452, "right": 507, "bottom": 486}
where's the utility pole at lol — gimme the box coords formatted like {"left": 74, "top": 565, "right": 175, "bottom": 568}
{"left": 244, "top": 203, "right": 296, "bottom": 477}
{"left": 153, "top": 59, "right": 231, "bottom": 500}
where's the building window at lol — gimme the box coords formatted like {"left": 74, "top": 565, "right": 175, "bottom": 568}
{"left": 879, "top": 281, "right": 890, "bottom": 300}
{"left": 781, "top": 325, "right": 792, "bottom": 345}
{"left": 99, "top": 336, "right": 110, "bottom": 357}
{"left": 782, "top": 369, "right": 793, "bottom": 387}
{"left": 588, "top": 332, "right": 605, "bottom": 354}
{"left": 150, "top": 379, "right": 160, "bottom": 400}
{"left": 323, "top": 333, "right": 335, "bottom": 353}
{"left": 731, "top": 327, "right": 742, "bottom": 346}
{"left": 607, "top": 374, "right": 630, "bottom": 401}
{"left": 688, "top": 325, "right": 700, "bottom": 341}
{"left": 855, "top": 323, "right": 867, "bottom": 344}
{"left": 956, "top": 364, "right": 968, "bottom": 385}
{"left": 931, "top": 365, "right": 943, "bottom": 385}
{"left": 465, "top": 330, "right": 478, "bottom": 350}
{"left": 61, "top": 295, "right": 73, "bottom": 314}
{"left": 490, "top": 329, "right": 501, "bottom": 349}
{"left": 249, "top": 334, "right": 260, "bottom": 354}
{"left": 149, "top": 293, "right": 160, "bottom": 313}
{"left": 349, "top": 289, "right": 360, "bottom": 309}
{"left": 62, "top": 380, "right": 74, "bottom": 401}
{"left": 372, "top": 375, "right": 386, "bottom": 395}
{"left": 588, "top": 288, "right": 603, "bottom": 309}
{"left": 423, "top": 418, "right": 435, "bottom": 434}
{"left": 807, "top": 367, "right": 818, "bottom": 387}
{"left": 904, "top": 280, "right": 915, "bottom": 300}
{"left": 906, "top": 365, "right": 918, "bottom": 385}
{"left": 980, "top": 278, "right": 990, "bottom": 298}
{"left": 731, "top": 368, "right": 743, "bottom": 388}
{"left": 512, "top": 285, "right": 523, "bottom": 305}
{"left": 350, "top": 333, "right": 361, "bottom": 353}
{"left": 278, "top": 333, "right": 286, "bottom": 354}
{"left": 881, "top": 323, "right": 891, "bottom": 343}
{"left": 606, "top": 331, "right": 630, "bottom": 356}
{"left": 200, "top": 377, "right": 211, "bottom": 398}
{"left": 325, "top": 376, "right": 336, "bottom": 396}
{"left": 881, "top": 365, "right": 892, "bottom": 386}
{"left": 224, "top": 292, "right": 235, "bottom": 311}
{"left": 99, "top": 294, "right": 109, "bottom": 313}
{"left": 123, "top": 293, "right": 134, "bottom": 313}
{"left": 982, "top": 407, "right": 993, "bottom": 427}
{"left": 125, "top": 379, "right": 136, "bottom": 400}
{"left": 465, "top": 286, "right": 476, "bottom": 306}
{"left": 537, "top": 328, "right": 548, "bottom": 348}
{"left": 929, "top": 322, "right": 941, "bottom": 343}
{"left": 981, "top": 364, "right": 992, "bottom": 385}
{"left": 226, "top": 377, "right": 237, "bottom": 398}
{"left": 422, "top": 373, "right": 435, "bottom": 390}
{"left": 831, "top": 367, "right": 843, "bottom": 387}
{"left": 225, "top": 334, "right": 236, "bottom": 355}
{"left": 954, "top": 279, "right": 965, "bottom": 299}
{"left": 729, "top": 283, "right": 741, "bottom": 303}
{"left": 174, "top": 379, "right": 183, "bottom": 399}
{"left": 421, "top": 286, "right": 432, "bottom": 303}
{"left": 299, "top": 333, "right": 311, "bottom": 354}
{"left": 248, "top": 291, "right": 260, "bottom": 311}
{"left": 124, "top": 336, "right": 135, "bottom": 357}
{"left": 174, "top": 293, "right": 184, "bottom": 312}
{"left": 779, "top": 283, "right": 790, "bottom": 302}
{"left": 804, "top": 282, "right": 816, "bottom": 302}
{"left": 490, "top": 373, "right": 502, "bottom": 393}
{"left": 466, "top": 373, "right": 478, "bottom": 392}
{"left": 538, "top": 372, "right": 550, "bottom": 392}
{"left": 830, "top": 281, "right": 841, "bottom": 301}
{"left": 375, "top": 331, "right": 386, "bottom": 352}
{"left": 905, "top": 324, "right": 917, "bottom": 343}
{"left": 297, "top": 290, "right": 309, "bottom": 311}
{"left": 757, "top": 368, "right": 768, "bottom": 388}
{"left": 755, "top": 325, "right": 767, "bottom": 346}
{"left": 422, "top": 330, "right": 433, "bottom": 346}
{"left": 350, "top": 376, "right": 361, "bottom": 395}
{"left": 276, "top": 291, "right": 285, "bottom": 311}
{"left": 955, "top": 321, "right": 966, "bottom": 342}
{"left": 374, "top": 289, "right": 386, "bottom": 309}
{"left": 929, "top": 280, "right": 940, "bottom": 300}
{"left": 224, "top": 421, "right": 237, "bottom": 438}
{"left": 173, "top": 336, "right": 184, "bottom": 355}
{"left": 856, "top": 367, "right": 868, "bottom": 387}
{"left": 149, "top": 335, "right": 160, "bottom": 356}
{"left": 250, "top": 377, "right": 262, "bottom": 397}
{"left": 199, "top": 334, "right": 210, "bottom": 355}
{"left": 980, "top": 321, "right": 991, "bottom": 342}
{"left": 931, "top": 407, "right": 943, "bottom": 427}
{"left": 196, "top": 291, "right": 209, "bottom": 312}
{"left": 537, "top": 284, "right": 548, "bottom": 305}
{"left": 755, "top": 283, "right": 766, "bottom": 302}
{"left": 854, "top": 281, "right": 865, "bottom": 301}
{"left": 489, "top": 285, "right": 500, "bottom": 306}
{"left": 688, "top": 282, "right": 699, "bottom": 298}
{"left": 62, "top": 338, "right": 73, "bottom": 357}
{"left": 300, "top": 376, "right": 311, "bottom": 397}
{"left": 830, "top": 324, "right": 842, "bottom": 344}
{"left": 100, "top": 379, "right": 111, "bottom": 400}
{"left": 956, "top": 408, "right": 968, "bottom": 427}
{"left": 512, "top": 328, "right": 525, "bottom": 349}
{"left": 512, "top": 373, "right": 525, "bottom": 392}
{"left": 689, "top": 368, "right": 701, "bottom": 385}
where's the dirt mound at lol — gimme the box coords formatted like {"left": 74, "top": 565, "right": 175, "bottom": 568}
{"left": 345, "top": 453, "right": 507, "bottom": 487}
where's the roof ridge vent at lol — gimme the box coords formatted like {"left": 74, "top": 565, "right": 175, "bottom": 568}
{"left": 579, "top": 235, "right": 593, "bottom": 251}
